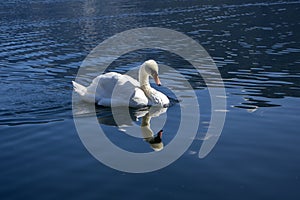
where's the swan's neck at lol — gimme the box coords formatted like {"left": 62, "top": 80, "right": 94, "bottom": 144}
{"left": 139, "top": 66, "right": 150, "bottom": 87}
{"left": 139, "top": 66, "right": 153, "bottom": 97}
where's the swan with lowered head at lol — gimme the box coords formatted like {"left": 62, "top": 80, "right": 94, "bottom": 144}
{"left": 72, "top": 60, "right": 169, "bottom": 108}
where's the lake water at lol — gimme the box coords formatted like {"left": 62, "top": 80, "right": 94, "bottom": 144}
{"left": 1, "top": 0, "right": 300, "bottom": 199}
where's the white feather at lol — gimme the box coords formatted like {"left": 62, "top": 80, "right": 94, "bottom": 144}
{"left": 72, "top": 60, "right": 169, "bottom": 108}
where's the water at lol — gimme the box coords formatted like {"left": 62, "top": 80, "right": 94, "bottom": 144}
{"left": 1, "top": 0, "right": 300, "bottom": 199}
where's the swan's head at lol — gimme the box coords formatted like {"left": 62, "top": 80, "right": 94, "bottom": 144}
{"left": 142, "top": 60, "right": 161, "bottom": 86}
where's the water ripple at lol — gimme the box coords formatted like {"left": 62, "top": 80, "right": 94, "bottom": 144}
{"left": 0, "top": 0, "right": 299, "bottom": 124}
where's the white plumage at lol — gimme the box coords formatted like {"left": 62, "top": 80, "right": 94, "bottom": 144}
{"left": 72, "top": 60, "right": 169, "bottom": 108}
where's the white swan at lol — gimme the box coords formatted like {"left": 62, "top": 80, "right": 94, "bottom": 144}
{"left": 72, "top": 60, "right": 170, "bottom": 108}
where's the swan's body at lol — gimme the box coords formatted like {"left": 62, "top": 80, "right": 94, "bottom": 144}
{"left": 72, "top": 60, "right": 169, "bottom": 108}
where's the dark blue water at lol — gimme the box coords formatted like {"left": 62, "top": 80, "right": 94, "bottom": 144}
{"left": 1, "top": 0, "right": 300, "bottom": 199}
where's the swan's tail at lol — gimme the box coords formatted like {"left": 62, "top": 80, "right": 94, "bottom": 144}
{"left": 72, "top": 81, "right": 87, "bottom": 96}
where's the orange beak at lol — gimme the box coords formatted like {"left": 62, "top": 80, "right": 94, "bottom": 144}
{"left": 153, "top": 74, "right": 161, "bottom": 86}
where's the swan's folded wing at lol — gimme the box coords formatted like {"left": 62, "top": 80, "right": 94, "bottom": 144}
{"left": 130, "top": 88, "right": 149, "bottom": 107}
{"left": 148, "top": 88, "right": 170, "bottom": 107}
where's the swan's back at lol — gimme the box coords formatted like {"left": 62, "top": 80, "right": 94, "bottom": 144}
{"left": 86, "top": 72, "right": 148, "bottom": 107}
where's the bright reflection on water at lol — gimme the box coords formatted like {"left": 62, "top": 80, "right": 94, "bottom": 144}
{"left": 0, "top": 0, "right": 300, "bottom": 199}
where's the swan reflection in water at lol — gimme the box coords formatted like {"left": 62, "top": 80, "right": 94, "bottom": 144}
{"left": 140, "top": 107, "right": 166, "bottom": 151}
{"left": 95, "top": 105, "right": 167, "bottom": 151}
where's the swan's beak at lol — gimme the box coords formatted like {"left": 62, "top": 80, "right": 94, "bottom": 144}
{"left": 153, "top": 74, "right": 161, "bottom": 86}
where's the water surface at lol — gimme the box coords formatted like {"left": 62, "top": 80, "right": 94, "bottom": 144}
{"left": 0, "top": 0, "right": 300, "bottom": 199}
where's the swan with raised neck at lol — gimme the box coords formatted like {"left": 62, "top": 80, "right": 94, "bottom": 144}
{"left": 139, "top": 60, "right": 161, "bottom": 97}
{"left": 72, "top": 59, "right": 169, "bottom": 107}
{"left": 137, "top": 60, "right": 169, "bottom": 107}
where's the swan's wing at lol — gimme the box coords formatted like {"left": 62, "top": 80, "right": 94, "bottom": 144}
{"left": 99, "top": 87, "right": 148, "bottom": 107}
{"left": 86, "top": 72, "right": 148, "bottom": 107}
{"left": 129, "top": 87, "right": 149, "bottom": 107}
{"left": 84, "top": 73, "right": 115, "bottom": 102}
{"left": 86, "top": 72, "right": 138, "bottom": 98}
{"left": 148, "top": 88, "right": 170, "bottom": 107}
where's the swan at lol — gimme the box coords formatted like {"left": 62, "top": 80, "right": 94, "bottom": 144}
{"left": 72, "top": 60, "right": 170, "bottom": 108}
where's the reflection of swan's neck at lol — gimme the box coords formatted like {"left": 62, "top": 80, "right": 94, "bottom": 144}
{"left": 141, "top": 113, "right": 153, "bottom": 139}
{"left": 140, "top": 111, "right": 164, "bottom": 152}
{"left": 141, "top": 113, "right": 151, "bottom": 127}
